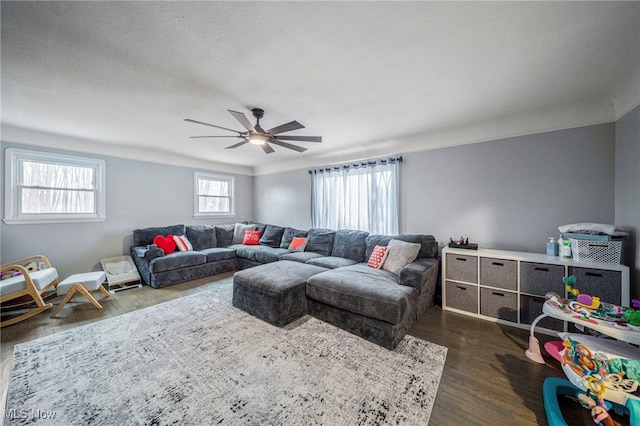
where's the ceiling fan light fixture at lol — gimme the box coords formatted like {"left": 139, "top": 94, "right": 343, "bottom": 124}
{"left": 249, "top": 133, "right": 266, "bottom": 145}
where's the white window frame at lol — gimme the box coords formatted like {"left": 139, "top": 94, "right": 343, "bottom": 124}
{"left": 4, "top": 148, "right": 106, "bottom": 225}
{"left": 193, "top": 172, "right": 235, "bottom": 218}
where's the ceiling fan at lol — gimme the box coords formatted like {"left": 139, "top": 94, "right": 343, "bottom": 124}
{"left": 184, "top": 108, "right": 322, "bottom": 154}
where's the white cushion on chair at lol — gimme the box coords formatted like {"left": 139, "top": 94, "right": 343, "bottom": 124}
{"left": 0, "top": 268, "right": 59, "bottom": 296}
{"left": 57, "top": 271, "right": 106, "bottom": 295}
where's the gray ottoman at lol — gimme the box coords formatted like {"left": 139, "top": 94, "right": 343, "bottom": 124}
{"left": 232, "top": 260, "right": 328, "bottom": 326}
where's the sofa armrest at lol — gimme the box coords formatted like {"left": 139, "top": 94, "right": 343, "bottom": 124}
{"left": 132, "top": 244, "right": 164, "bottom": 261}
{"left": 397, "top": 258, "right": 439, "bottom": 293}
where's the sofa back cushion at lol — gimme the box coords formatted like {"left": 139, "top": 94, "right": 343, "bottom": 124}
{"left": 331, "top": 229, "right": 369, "bottom": 262}
{"left": 186, "top": 225, "right": 217, "bottom": 251}
{"left": 259, "top": 225, "right": 286, "bottom": 248}
{"left": 133, "top": 224, "right": 186, "bottom": 247}
{"left": 365, "top": 234, "right": 438, "bottom": 260}
{"left": 280, "top": 227, "right": 308, "bottom": 249}
{"left": 215, "top": 224, "right": 236, "bottom": 247}
{"left": 306, "top": 228, "right": 336, "bottom": 256}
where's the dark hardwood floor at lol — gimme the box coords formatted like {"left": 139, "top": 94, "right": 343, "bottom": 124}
{"left": 1, "top": 273, "right": 627, "bottom": 425}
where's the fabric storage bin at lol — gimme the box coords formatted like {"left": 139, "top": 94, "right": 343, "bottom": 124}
{"left": 520, "top": 262, "right": 564, "bottom": 296}
{"left": 445, "top": 281, "right": 478, "bottom": 314}
{"left": 520, "top": 295, "right": 564, "bottom": 331}
{"left": 445, "top": 254, "right": 478, "bottom": 283}
{"left": 480, "top": 288, "right": 517, "bottom": 322}
{"left": 568, "top": 267, "right": 622, "bottom": 305}
{"left": 480, "top": 258, "right": 517, "bottom": 291}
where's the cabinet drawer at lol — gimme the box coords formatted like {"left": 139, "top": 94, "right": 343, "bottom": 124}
{"left": 568, "top": 267, "right": 621, "bottom": 305}
{"left": 480, "top": 288, "right": 517, "bottom": 322}
{"left": 520, "top": 295, "right": 564, "bottom": 331}
{"left": 520, "top": 262, "right": 565, "bottom": 296}
{"left": 445, "top": 281, "right": 478, "bottom": 313}
{"left": 480, "top": 258, "right": 517, "bottom": 290}
{"left": 446, "top": 254, "right": 478, "bottom": 283}
{"left": 480, "top": 288, "right": 518, "bottom": 322}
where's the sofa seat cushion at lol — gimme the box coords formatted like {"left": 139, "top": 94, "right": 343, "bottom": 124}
{"left": 278, "top": 251, "right": 325, "bottom": 263}
{"left": 150, "top": 251, "right": 206, "bottom": 273}
{"left": 199, "top": 247, "right": 237, "bottom": 263}
{"left": 231, "top": 244, "right": 288, "bottom": 264}
{"left": 306, "top": 256, "right": 357, "bottom": 269}
{"left": 306, "top": 264, "right": 417, "bottom": 325}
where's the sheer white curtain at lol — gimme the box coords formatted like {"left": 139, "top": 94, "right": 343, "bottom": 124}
{"left": 310, "top": 157, "right": 401, "bottom": 234}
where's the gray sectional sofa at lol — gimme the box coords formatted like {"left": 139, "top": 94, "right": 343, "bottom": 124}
{"left": 130, "top": 222, "right": 439, "bottom": 349}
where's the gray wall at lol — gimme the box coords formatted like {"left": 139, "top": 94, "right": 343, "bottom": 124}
{"left": 256, "top": 123, "right": 616, "bottom": 255}
{"left": 403, "top": 123, "right": 615, "bottom": 252}
{"left": 254, "top": 169, "right": 312, "bottom": 230}
{"left": 615, "top": 105, "right": 640, "bottom": 300}
{"left": 0, "top": 142, "right": 254, "bottom": 278}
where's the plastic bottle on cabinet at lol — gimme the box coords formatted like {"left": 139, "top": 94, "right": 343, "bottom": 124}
{"left": 546, "top": 237, "right": 559, "bottom": 256}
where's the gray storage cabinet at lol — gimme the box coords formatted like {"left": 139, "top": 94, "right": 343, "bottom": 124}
{"left": 442, "top": 247, "right": 630, "bottom": 335}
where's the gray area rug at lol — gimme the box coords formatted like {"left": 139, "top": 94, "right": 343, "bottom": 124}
{"left": 6, "top": 280, "right": 447, "bottom": 425}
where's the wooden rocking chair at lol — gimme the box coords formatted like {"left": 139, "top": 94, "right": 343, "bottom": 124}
{"left": 0, "top": 255, "right": 59, "bottom": 327}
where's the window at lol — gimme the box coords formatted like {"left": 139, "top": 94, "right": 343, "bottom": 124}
{"left": 310, "top": 157, "right": 401, "bottom": 234}
{"left": 4, "top": 148, "right": 106, "bottom": 224}
{"left": 194, "top": 172, "right": 235, "bottom": 218}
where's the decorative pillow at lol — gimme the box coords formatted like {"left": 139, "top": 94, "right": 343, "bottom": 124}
{"left": 288, "top": 237, "right": 309, "bottom": 252}
{"left": 280, "top": 227, "right": 308, "bottom": 249}
{"left": 233, "top": 223, "right": 257, "bottom": 244}
{"left": 173, "top": 235, "right": 193, "bottom": 252}
{"left": 306, "top": 228, "right": 336, "bottom": 256}
{"left": 153, "top": 235, "right": 177, "bottom": 254}
{"left": 367, "top": 245, "right": 389, "bottom": 269}
{"left": 259, "top": 225, "right": 286, "bottom": 248}
{"left": 382, "top": 239, "right": 421, "bottom": 274}
{"left": 243, "top": 230, "right": 261, "bottom": 245}
{"left": 186, "top": 225, "right": 217, "bottom": 251}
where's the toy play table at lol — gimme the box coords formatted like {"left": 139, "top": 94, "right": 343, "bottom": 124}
{"left": 528, "top": 299, "right": 640, "bottom": 425}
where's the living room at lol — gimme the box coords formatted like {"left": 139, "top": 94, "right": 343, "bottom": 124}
{"left": 1, "top": 2, "right": 639, "bottom": 425}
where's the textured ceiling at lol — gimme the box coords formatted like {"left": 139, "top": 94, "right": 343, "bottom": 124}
{"left": 2, "top": 1, "right": 639, "bottom": 175}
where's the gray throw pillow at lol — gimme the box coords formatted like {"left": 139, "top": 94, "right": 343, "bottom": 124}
{"left": 306, "top": 228, "right": 336, "bottom": 256}
{"left": 186, "top": 225, "right": 217, "bottom": 251}
{"left": 382, "top": 239, "right": 421, "bottom": 274}
{"left": 259, "top": 225, "right": 286, "bottom": 248}
{"left": 232, "top": 223, "right": 257, "bottom": 244}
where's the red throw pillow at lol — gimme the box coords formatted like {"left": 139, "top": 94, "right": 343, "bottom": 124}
{"left": 153, "top": 234, "right": 177, "bottom": 254}
{"left": 243, "top": 230, "right": 261, "bottom": 245}
{"left": 367, "top": 245, "right": 389, "bottom": 269}
{"left": 288, "top": 237, "right": 308, "bottom": 252}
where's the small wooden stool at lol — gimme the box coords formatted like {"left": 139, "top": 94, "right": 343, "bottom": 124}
{"left": 50, "top": 271, "right": 110, "bottom": 318}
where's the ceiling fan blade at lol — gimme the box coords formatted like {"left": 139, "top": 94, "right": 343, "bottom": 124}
{"left": 228, "top": 110, "right": 255, "bottom": 132}
{"left": 275, "top": 135, "right": 322, "bottom": 143}
{"left": 267, "top": 121, "right": 305, "bottom": 135}
{"left": 260, "top": 143, "right": 275, "bottom": 154}
{"left": 225, "top": 140, "right": 249, "bottom": 149}
{"left": 269, "top": 139, "right": 307, "bottom": 153}
{"left": 184, "top": 118, "right": 242, "bottom": 134}
{"left": 190, "top": 135, "right": 243, "bottom": 139}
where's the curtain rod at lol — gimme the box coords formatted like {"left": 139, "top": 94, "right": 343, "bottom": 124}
{"left": 308, "top": 156, "right": 402, "bottom": 174}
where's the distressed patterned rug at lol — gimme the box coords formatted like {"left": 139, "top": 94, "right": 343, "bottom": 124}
{"left": 6, "top": 281, "right": 447, "bottom": 425}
